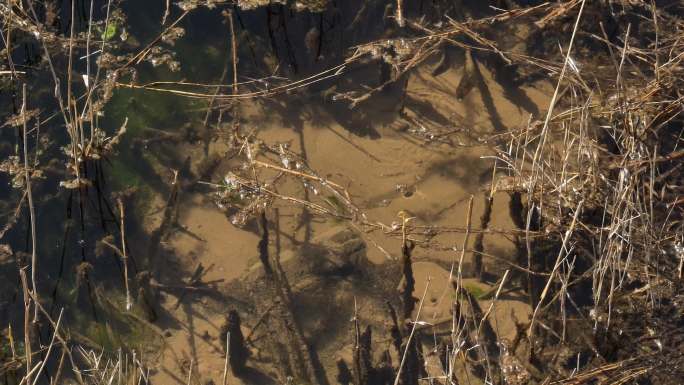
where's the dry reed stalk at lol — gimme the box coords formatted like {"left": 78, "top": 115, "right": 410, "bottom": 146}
{"left": 25, "top": 284, "right": 86, "bottom": 385}
{"left": 21, "top": 84, "right": 38, "bottom": 321}
{"left": 395, "top": 0, "right": 404, "bottom": 28}
{"left": 392, "top": 279, "right": 430, "bottom": 385}
{"left": 117, "top": 198, "right": 132, "bottom": 311}
{"left": 477, "top": 269, "right": 510, "bottom": 337}
{"left": 517, "top": 0, "right": 586, "bottom": 325}
{"left": 450, "top": 196, "right": 473, "bottom": 304}
{"left": 162, "top": 0, "right": 171, "bottom": 25}
{"left": 227, "top": 8, "right": 239, "bottom": 141}
{"left": 528, "top": 199, "right": 584, "bottom": 336}
{"left": 116, "top": 57, "right": 356, "bottom": 100}
{"left": 186, "top": 357, "right": 194, "bottom": 385}
{"left": 29, "top": 309, "right": 63, "bottom": 385}
{"left": 473, "top": 193, "right": 493, "bottom": 281}
{"left": 20, "top": 268, "right": 32, "bottom": 385}
{"left": 222, "top": 331, "right": 230, "bottom": 385}
{"left": 527, "top": 0, "right": 586, "bottom": 194}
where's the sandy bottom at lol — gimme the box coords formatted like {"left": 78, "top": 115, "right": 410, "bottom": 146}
{"left": 142, "top": 55, "right": 549, "bottom": 384}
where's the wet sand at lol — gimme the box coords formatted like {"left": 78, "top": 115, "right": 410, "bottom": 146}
{"left": 141, "top": 57, "right": 551, "bottom": 384}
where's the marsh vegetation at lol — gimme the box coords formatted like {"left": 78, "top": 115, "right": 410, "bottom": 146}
{"left": 1, "top": 1, "right": 683, "bottom": 384}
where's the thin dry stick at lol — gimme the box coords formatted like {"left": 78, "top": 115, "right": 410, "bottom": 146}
{"left": 396, "top": 0, "right": 405, "bottom": 27}
{"left": 222, "top": 331, "right": 230, "bottom": 385}
{"left": 24, "top": 285, "right": 86, "bottom": 385}
{"left": 228, "top": 9, "right": 238, "bottom": 97}
{"left": 449, "top": 196, "right": 474, "bottom": 310}
{"left": 120, "top": 9, "right": 191, "bottom": 69}
{"left": 186, "top": 358, "right": 194, "bottom": 385}
{"left": 477, "top": 269, "right": 510, "bottom": 336}
{"left": 527, "top": 0, "right": 586, "bottom": 206}
{"left": 392, "top": 279, "right": 431, "bottom": 385}
{"left": 4, "top": 1, "right": 16, "bottom": 79}
{"left": 432, "top": 195, "right": 474, "bottom": 337}
{"left": 678, "top": 233, "right": 684, "bottom": 279}
{"left": 22, "top": 84, "right": 38, "bottom": 321}
{"left": 80, "top": 0, "right": 113, "bottom": 124}
{"left": 115, "top": 59, "right": 352, "bottom": 100}
{"left": 528, "top": 200, "right": 584, "bottom": 336}
{"left": 83, "top": 0, "right": 94, "bottom": 113}
{"left": 117, "top": 198, "right": 132, "bottom": 311}
{"left": 524, "top": 0, "right": 586, "bottom": 315}
{"left": 20, "top": 268, "right": 33, "bottom": 385}
{"left": 252, "top": 159, "right": 347, "bottom": 191}
{"left": 162, "top": 0, "right": 171, "bottom": 25}
{"left": 451, "top": 196, "right": 474, "bottom": 281}
{"left": 7, "top": 324, "right": 16, "bottom": 359}
{"left": 30, "top": 309, "right": 64, "bottom": 385}
{"left": 65, "top": 0, "right": 76, "bottom": 127}
{"left": 227, "top": 8, "right": 240, "bottom": 141}
{"left": 244, "top": 302, "right": 277, "bottom": 344}
{"left": 50, "top": 349, "right": 66, "bottom": 385}
{"left": 21, "top": 360, "right": 43, "bottom": 385}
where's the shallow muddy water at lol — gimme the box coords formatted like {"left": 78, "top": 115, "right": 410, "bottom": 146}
{"left": 1, "top": 1, "right": 556, "bottom": 384}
